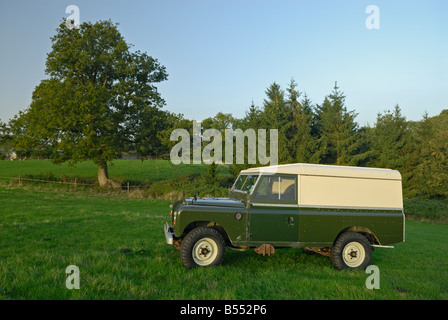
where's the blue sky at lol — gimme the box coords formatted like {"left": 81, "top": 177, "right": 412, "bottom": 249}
{"left": 0, "top": 0, "right": 447, "bottom": 126}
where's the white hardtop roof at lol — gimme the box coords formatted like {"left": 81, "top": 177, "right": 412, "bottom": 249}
{"left": 240, "top": 163, "right": 402, "bottom": 180}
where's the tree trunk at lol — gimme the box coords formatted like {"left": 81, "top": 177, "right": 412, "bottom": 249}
{"left": 98, "top": 163, "right": 110, "bottom": 188}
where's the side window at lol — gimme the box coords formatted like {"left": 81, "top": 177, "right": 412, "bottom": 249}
{"left": 253, "top": 176, "right": 270, "bottom": 198}
{"left": 253, "top": 175, "right": 297, "bottom": 202}
{"left": 279, "top": 176, "right": 296, "bottom": 201}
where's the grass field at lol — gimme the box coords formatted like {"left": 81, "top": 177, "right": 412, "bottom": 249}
{"left": 0, "top": 159, "right": 209, "bottom": 183}
{"left": 0, "top": 159, "right": 233, "bottom": 200}
{"left": 1, "top": 187, "right": 447, "bottom": 300}
{"left": 1, "top": 160, "right": 447, "bottom": 221}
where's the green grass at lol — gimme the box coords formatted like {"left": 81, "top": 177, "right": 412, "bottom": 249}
{"left": 0, "top": 159, "right": 233, "bottom": 199}
{"left": 1, "top": 187, "right": 447, "bottom": 300}
{"left": 0, "top": 159, "right": 210, "bottom": 183}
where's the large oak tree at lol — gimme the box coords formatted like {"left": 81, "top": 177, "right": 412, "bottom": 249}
{"left": 11, "top": 19, "right": 168, "bottom": 186}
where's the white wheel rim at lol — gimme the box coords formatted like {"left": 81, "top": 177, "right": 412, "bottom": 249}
{"left": 192, "top": 237, "right": 219, "bottom": 266}
{"left": 342, "top": 241, "right": 366, "bottom": 268}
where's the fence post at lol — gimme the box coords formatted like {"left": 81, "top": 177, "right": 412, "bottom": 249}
{"left": 127, "top": 182, "right": 130, "bottom": 193}
{"left": 18, "top": 174, "right": 21, "bottom": 186}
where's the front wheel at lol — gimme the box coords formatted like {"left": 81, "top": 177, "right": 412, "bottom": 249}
{"left": 331, "top": 232, "right": 372, "bottom": 270}
{"left": 180, "top": 227, "right": 226, "bottom": 269}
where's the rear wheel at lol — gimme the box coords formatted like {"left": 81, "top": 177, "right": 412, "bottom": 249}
{"left": 331, "top": 232, "right": 372, "bottom": 270}
{"left": 180, "top": 227, "right": 226, "bottom": 269}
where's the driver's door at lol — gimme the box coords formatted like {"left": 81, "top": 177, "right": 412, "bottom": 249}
{"left": 248, "top": 175, "right": 299, "bottom": 243}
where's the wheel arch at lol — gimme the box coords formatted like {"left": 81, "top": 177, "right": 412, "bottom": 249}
{"left": 334, "top": 225, "right": 380, "bottom": 246}
{"left": 182, "top": 221, "right": 232, "bottom": 246}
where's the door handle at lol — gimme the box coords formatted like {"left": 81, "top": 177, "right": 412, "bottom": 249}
{"left": 288, "top": 217, "right": 294, "bottom": 226}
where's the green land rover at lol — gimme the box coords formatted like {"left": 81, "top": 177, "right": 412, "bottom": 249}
{"left": 164, "top": 163, "right": 405, "bottom": 270}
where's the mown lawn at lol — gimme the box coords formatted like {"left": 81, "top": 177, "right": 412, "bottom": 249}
{"left": 0, "top": 187, "right": 447, "bottom": 300}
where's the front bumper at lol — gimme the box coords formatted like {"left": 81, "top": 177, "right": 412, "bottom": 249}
{"left": 164, "top": 222, "right": 174, "bottom": 245}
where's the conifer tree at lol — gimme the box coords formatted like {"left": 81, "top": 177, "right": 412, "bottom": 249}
{"left": 412, "top": 111, "right": 448, "bottom": 197}
{"left": 261, "top": 82, "right": 292, "bottom": 163}
{"left": 286, "top": 79, "right": 317, "bottom": 163}
{"left": 371, "top": 105, "right": 409, "bottom": 169}
{"left": 314, "top": 83, "right": 360, "bottom": 165}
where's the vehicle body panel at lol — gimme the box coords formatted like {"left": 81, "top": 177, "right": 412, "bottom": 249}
{"left": 297, "top": 207, "right": 404, "bottom": 246}
{"left": 173, "top": 199, "right": 248, "bottom": 243}
{"left": 249, "top": 204, "right": 299, "bottom": 242}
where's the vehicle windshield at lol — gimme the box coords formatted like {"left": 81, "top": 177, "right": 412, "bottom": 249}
{"left": 232, "top": 174, "right": 259, "bottom": 193}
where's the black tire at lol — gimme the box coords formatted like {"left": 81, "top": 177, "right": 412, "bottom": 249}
{"left": 180, "top": 227, "right": 226, "bottom": 269}
{"left": 331, "top": 232, "right": 372, "bottom": 270}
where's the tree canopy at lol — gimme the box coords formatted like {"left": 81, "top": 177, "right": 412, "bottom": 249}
{"left": 10, "top": 19, "right": 168, "bottom": 186}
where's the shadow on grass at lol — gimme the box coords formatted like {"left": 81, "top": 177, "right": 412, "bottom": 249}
{"left": 223, "top": 247, "right": 333, "bottom": 269}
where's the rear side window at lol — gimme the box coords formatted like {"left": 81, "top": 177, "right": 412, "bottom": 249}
{"left": 253, "top": 175, "right": 297, "bottom": 202}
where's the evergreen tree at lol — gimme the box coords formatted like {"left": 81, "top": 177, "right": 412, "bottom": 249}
{"left": 371, "top": 105, "right": 409, "bottom": 169}
{"left": 286, "top": 79, "right": 317, "bottom": 163}
{"left": 301, "top": 93, "right": 314, "bottom": 118}
{"left": 261, "top": 82, "right": 292, "bottom": 163}
{"left": 354, "top": 125, "right": 375, "bottom": 167}
{"left": 412, "top": 110, "right": 448, "bottom": 197}
{"left": 314, "top": 83, "right": 361, "bottom": 165}
{"left": 204, "top": 161, "right": 220, "bottom": 185}
{"left": 228, "top": 102, "right": 262, "bottom": 177}
{"left": 242, "top": 101, "right": 262, "bottom": 130}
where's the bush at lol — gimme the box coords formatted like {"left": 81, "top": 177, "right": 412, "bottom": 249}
{"left": 204, "top": 162, "right": 220, "bottom": 185}
{"left": 145, "top": 172, "right": 233, "bottom": 200}
{"left": 22, "top": 172, "right": 58, "bottom": 181}
{"left": 404, "top": 198, "right": 448, "bottom": 222}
